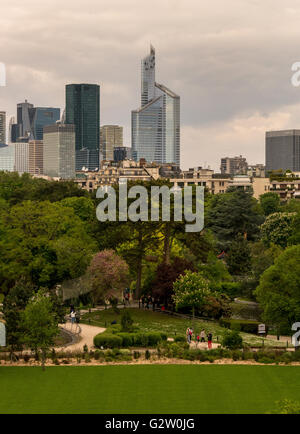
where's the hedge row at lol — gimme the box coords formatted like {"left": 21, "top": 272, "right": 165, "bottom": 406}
{"left": 94, "top": 331, "right": 167, "bottom": 349}
{"left": 219, "top": 318, "right": 263, "bottom": 334}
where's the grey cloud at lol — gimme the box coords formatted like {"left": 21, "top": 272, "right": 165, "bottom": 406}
{"left": 1, "top": 0, "right": 300, "bottom": 169}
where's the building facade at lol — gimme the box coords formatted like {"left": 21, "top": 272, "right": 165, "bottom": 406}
{"left": 43, "top": 124, "right": 75, "bottom": 179}
{"left": 28, "top": 140, "right": 43, "bottom": 175}
{"left": 131, "top": 46, "right": 180, "bottom": 166}
{"left": 266, "top": 130, "right": 300, "bottom": 173}
{"left": 15, "top": 142, "right": 29, "bottom": 173}
{"left": 0, "top": 144, "right": 14, "bottom": 171}
{"left": 114, "top": 146, "right": 132, "bottom": 162}
{"left": 220, "top": 155, "right": 248, "bottom": 175}
{"left": 0, "top": 111, "right": 6, "bottom": 144}
{"left": 11, "top": 101, "right": 60, "bottom": 142}
{"left": 65, "top": 84, "right": 100, "bottom": 171}
{"left": 100, "top": 125, "right": 123, "bottom": 161}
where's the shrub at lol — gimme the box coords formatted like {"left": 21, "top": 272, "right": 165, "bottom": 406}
{"left": 222, "top": 330, "right": 243, "bottom": 350}
{"left": 174, "top": 336, "right": 186, "bottom": 343}
{"left": 147, "top": 333, "right": 163, "bottom": 346}
{"left": 133, "top": 351, "right": 141, "bottom": 359}
{"left": 121, "top": 310, "right": 134, "bottom": 332}
{"left": 94, "top": 333, "right": 123, "bottom": 349}
{"left": 117, "top": 333, "right": 134, "bottom": 347}
{"left": 219, "top": 318, "right": 261, "bottom": 334}
{"left": 23, "top": 354, "right": 30, "bottom": 363}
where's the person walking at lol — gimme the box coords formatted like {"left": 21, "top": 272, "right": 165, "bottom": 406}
{"left": 186, "top": 327, "right": 190, "bottom": 343}
{"left": 196, "top": 334, "right": 200, "bottom": 347}
{"left": 70, "top": 310, "right": 76, "bottom": 325}
{"left": 200, "top": 329, "right": 206, "bottom": 343}
{"left": 189, "top": 328, "right": 193, "bottom": 344}
{"left": 207, "top": 332, "right": 213, "bottom": 350}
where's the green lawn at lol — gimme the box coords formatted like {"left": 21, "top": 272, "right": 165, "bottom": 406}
{"left": 1, "top": 365, "right": 300, "bottom": 414}
{"left": 81, "top": 308, "right": 287, "bottom": 347}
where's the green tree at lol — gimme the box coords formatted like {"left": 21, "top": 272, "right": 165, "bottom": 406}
{"left": 254, "top": 245, "right": 300, "bottom": 334}
{"left": 22, "top": 290, "right": 59, "bottom": 369}
{"left": 173, "top": 271, "right": 211, "bottom": 328}
{"left": 2, "top": 279, "right": 34, "bottom": 359}
{"left": 259, "top": 192, "right": 280, "bottom": 216}
{"left": 260, "top": 212, "right": 296, "bottom": 248}
{"left": 251, "top": 242, "right": 282, "bottom": 280}
{"left": 0, "top": 200, "right": 96, "bottom": 291}
{"left": 207, "top": 189, "right": 263, "bottom": 248}
{"left": 225, "top": 237, "right": 251, "bottom": 276}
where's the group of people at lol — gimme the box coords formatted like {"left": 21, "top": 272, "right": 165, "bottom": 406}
{"left": 186, "top": 327, "right": 213, "bottom": 349}
{"left": 140, "top": 295, "right": 155, "bottom": 310}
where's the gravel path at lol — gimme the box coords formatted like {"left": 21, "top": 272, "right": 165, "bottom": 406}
{"left": 57, "top": 323, "right": 106, "bottom": 352}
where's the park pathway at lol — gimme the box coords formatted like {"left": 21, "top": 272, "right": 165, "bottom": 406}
{"left": 58, "top": 323, "right": 106, "bottom": 352}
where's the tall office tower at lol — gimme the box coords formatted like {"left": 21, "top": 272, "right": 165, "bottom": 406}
{"left": 0, "top": 111, "right": 6, "bottom": 143}
{"left": 43, "top": 124, "right": 75, "bottom": 179}
{"left": 266, "top": 130, "right": 300, "bottom": 173}
{"left": 15, "top": 142, "right": 29, "bottom": 173}
{"left": 114, "top": 146, "right": 132, "bottom": 162}
{"left": 131, "top": 46, "right": 180, "bottom": 166}
{"left": 100, "top": 125, "right": 123, "bottom": 161}
{"left": 65, "top": 83, "right": 100, "bottom": 171}
{"left": 17, "top": 100, "right": 34, "bottom": 138}
{"left": 30, "top": 107, "right": 60, "bottom": 140}
{"left": 28, "top": 140, "right": 43, "bottom": 175}
{"left": 0, "top": 144, "right": 15, "bottom": 171}
{"left": 220, "top": 155, "right": 248, "bottom": 175}
{"left": 9, "top": 116, "right": 17, "bottom": 143}
{"left": 14, "top": 101, "right": 60, "bottom": 141}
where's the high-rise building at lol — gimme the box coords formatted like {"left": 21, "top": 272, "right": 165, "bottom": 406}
{"left": 43, "top": 124, "right": 75, "bottom": 179}
{"left": 17, "top": 100, "right": 33, "bottom": 138}
{"left": 114, "top": 146, "right": 132, "bottom": 162}
{"left": 220, "top": 155, "right": 248, "bottom": 175}
{"left": 28, "top": 140, "right": 43, "bottom": 175}
{"left": 131, "top": 46, "right": 180, "bottom": 166}
{"left": 12, "top": 101, "right": 60, "bottom": 142}
{"left": 0, "top": 144, "right": 15, "bottom": 171}
{"left": 15, "top": 142, "right": 29, "bottom": 173}
{"left": 65, "top": 84, "right": 100, "bottom": 171}
{"left": 9, "top": 117, "right": 17, "bottom": 144}
{"left": 266, "top": 130, "right": 300, "bottom": 173}
{"left": 30, "top": 107, "right": 60, "bottom": 140}
{"left": 0, "top": 111, "right": 6, "bottom": 143}
{"left": 100, "top": 125, "right": 123, "bottom": 161}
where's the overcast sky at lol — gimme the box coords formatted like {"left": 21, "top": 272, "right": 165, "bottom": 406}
{"left": 1, "top": 0, "right": 300, "bottom": 170}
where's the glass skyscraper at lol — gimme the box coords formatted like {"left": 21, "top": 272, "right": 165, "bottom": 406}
{"left": 131, "top": 46, "right": 180, "bottom": 166}
{"left": 31, "top": 107, "right": 60, "bottom": 140}
{"left": 65, "top": 84, "right": 100, "bottom": 171}
{"left": 12, "top": 101, "right": 60, "bottom": 142}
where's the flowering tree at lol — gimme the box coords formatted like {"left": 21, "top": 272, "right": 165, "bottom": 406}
{"left": 173, "top": 271, "right": 212, "bottom": 327}
{"left": 88, "top": 250, "right": 129, "bottom": 304}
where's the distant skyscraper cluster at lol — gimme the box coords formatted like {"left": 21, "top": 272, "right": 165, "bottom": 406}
{"left": 132, "top": 46, "right": 180, "bottom": 166}
{"left": 0, "top": 46, "right": 182, "bottom": 180}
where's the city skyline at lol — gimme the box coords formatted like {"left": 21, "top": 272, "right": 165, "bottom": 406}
{"left": 2, "top": 1, "right": 300, "bottom": 170}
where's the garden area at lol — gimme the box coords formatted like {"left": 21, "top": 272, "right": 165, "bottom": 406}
{"left": 81, "top": 308, "right": 292, "bottom": 349}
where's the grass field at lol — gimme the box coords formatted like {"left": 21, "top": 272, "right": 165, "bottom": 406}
{"left": 81, "top": 308, "right": 288, "bottom": 347}
{"left": 1, "top": 365, "right": 300, "bottom": 414}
